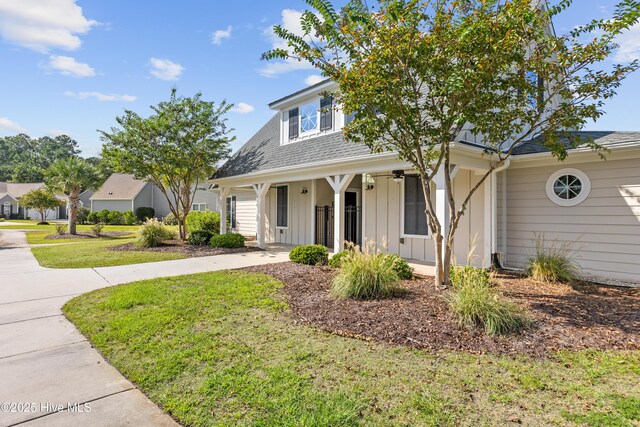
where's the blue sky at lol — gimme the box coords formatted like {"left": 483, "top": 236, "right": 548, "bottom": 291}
{"left": 0, "top": 0, "right": 639, "bottom": 158}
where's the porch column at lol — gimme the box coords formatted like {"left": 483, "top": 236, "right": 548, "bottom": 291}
{"left": 218, "top": 186, "right": 230, "bottom": 234}
{"left": 326, "top": 174, "right": 355, "bottom": 251}
{"left": 309, "top": 180, "right": 316, "bottom": 245}
{"left": 252, "top": 182, "right": 271, "bottom": 249}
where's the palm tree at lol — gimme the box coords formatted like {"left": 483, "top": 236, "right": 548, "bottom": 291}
{"left": 46, "top": 157, "right": 100, "bottom": 235}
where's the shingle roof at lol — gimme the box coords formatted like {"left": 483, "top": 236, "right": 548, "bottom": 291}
{"left": 91, "top": 173, "right": 147, "bottom": 200}
{"left": 512, "top": 131, "right": 640, "bottom": 155}
{"left": 215, "top": 114, "right": 372, "bottom": 179}
{"left": 0, "top": 182, "right": 45, "bottom": 199}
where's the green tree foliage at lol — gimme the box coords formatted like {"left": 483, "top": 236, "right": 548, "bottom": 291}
{"left": 19, "top": 187, "right": 64, "bottom": 224}
{"left": 263, "top": 0, "right": 640, "bottom": 288}
{"left": 0, "top": 134, "right": 81, "bottom": 182}
{"left": 46, "top": 157, "right": 101, "bottom": 235}
{"left": 100, "top": 89, "right": 234, "bottom": 239}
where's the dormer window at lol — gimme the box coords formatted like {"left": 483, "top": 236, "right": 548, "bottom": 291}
{"left": 286, "top": 97, "right": 334, "bottom": 142}
{"left": 300, "top": 102, "right": 318, "bottom": 134}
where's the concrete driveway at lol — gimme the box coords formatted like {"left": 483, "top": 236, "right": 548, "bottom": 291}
{"left": 0, "top": 229, "right": 290, "bottom": 426}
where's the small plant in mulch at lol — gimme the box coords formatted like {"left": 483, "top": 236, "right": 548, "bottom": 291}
{"left": 447, "top": 265, "right": 530, "bottom": 335}
{"left": 54, "top": 223, "right": 68, "bottom": 235}
{"left": 526, "top": 233, "right": 580, "bottom": 284}
{"left": 289, "top": 244, "right": 329, "bottom": 265}
{"left": 91, "top": 223, "right": 105, "bottom": 237}
{"left": 187, "top": 230, "right": 213, "bottom": 246}
{"left": 137, "top": 218, "right": 176, "bottom": 248}
{"left": 209, "top": 233, "right": 245, "bottom": 248}
{"left": 329, "top": 246, "right": 414, "bottom": 280}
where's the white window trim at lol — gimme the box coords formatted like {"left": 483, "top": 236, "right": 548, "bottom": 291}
{"left": 276, "top": 184, "right": 289, "bottom": 229}
{"left": 192, "top": 203, "right": 207, "bottom": 212}
{"left": 226, "top": 196, "right": 236, "bottom": 229}
{"left": 400, "top": 175, "right": 432, "bottom": 240}
{"left": 282, "top": 98, "right": 339, "bottom": 145}
{"left": 546, "top": 168, "right": 591, "bottom": 207}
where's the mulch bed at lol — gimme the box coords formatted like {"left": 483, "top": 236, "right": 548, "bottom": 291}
{"left": 243, "top": 262, "right": 640, "bottom": 358}
{"left": 109, "top": 240, "right": 262, "bottom": 257}
{"left": 45, "top": 231, "right": 132, "bottom": 240}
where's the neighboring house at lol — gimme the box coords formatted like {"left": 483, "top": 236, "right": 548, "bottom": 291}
{"left": 79, "top": 190, "right": 94, "bottom": 209}
{"left": 0, "top": 182, "right": 67, "bottom": 220}
{"left": 91, "top": 173, "right": 219, "bottom": 217}
{"left": 212, "top": 79, "right": 640, "bottom": 284}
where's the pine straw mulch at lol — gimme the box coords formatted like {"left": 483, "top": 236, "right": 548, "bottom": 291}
{"left": 45, "top": 231, "right": 133, "bottom": 240}
{"left": 109, "top": 240, "right": 262, "bottom": 257}
{"left": 242, "top": 262, "right": 640, "bottom": 358}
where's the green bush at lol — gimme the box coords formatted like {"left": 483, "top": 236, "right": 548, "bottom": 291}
{"left": 137, "top": 218, "right": 176, "bottom": 248}
{"left": 186, "top": 210, "right": 220, "bottom": 234}
{"left": 210, "top": 233, "right": 245, "bottom": 248}
{"left": 289, "top": 244, "right": 329, "bottom": 265}
{"left": 123, "top": 210, "right": 136, "bottom": 225}
{"left": 162, "top": 212, "right": 178, "bottom": 225}
{"left": 187, "top": 230, "right": 213, "bottom": 246}
{"left": 526, "top": 234, "right": 579, "bottom": 283}
{"left": 91, "top": 223, "right": 104, "bottom": 237}
{"left": 86, "top": 211, "right": 99, "bottom": 224}
{"left": 77, "top": 207, "right": 90, "bottom": 225}
{"left": 447, "top": 265, "right": 529, "bottom": 335}
{"left": 97, "top": 209, "right": 110, "bottom": 224}
{"left": 384, "top": 254, "right": 414, "bottom": 280}
{"left": 332, "top": 250, "right": 400, "bottom": 299}
{"left": 135, "top": 207, "right": 155, "bottom": 222}
{"left": 328, "top": 250, "right": 349, "bottom": 268}
{"left": 107, "top": 210, "right": 125, "bottom": 225}
{"left": 55, "top": 223, "right": 68, "bottom": 235}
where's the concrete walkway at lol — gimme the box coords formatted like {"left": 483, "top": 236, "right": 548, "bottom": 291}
{"left": 0, "top": 229, "right": 290, "bottom": 426}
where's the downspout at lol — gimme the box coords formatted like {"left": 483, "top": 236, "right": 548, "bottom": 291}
{"left": 491, "top": 158, "right": 511, "bottom": 269}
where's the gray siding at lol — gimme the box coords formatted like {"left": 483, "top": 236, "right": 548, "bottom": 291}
{"left": 506, "top": 158, "right": 640, "bottom": 282}
{"left": 133, "top": 183, "right": 153, "bottom": 213}
{"left": 91, "top": 200, "right": 133, "bottom": 212}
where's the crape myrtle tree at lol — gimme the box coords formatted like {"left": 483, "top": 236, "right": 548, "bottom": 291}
{"left": 262, "top": 0, "right": 640, "bottom": 288}
{"left": 100, "top": 89, "right": 234, "bottom": 240}
{"left": 46, "top": 157, "right": 101, "bottom": 235}
{"left": 19, "top": 187, "right": 64, "bottom": 224}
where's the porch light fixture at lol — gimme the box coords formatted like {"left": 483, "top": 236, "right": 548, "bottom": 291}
{"left": 300, "top": 186, "right": 309, "bottom": 195}
{"left": 363, "top": 173, "right": 375, "bottom": 191}
{"left": 392, "top": 170, "right": 405, "bottom": 183}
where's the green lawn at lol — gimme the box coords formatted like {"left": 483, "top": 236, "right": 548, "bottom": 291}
{"left": 31, "top": 238, "right": 185, "bottom": 268}
{"left": 0, "top": 220, "right": 141, "bottom": 233}
{"left": 64, "top": 271, "right": 640, "bottom": 426}
{"left": 26, "top": 226, "right": 139, "bottom": 245}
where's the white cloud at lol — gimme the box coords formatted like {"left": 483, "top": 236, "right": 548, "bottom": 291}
{"left": 149, "top": 57, "right": 184, "bottom": 81}
{"left": 304, "top": 75, "right": 325, "bottom": 86}
{"left": 47, "top": 129, "right": 69, "bottom": 137}
{"left": 258, "top": 9, "right": 317, "bottom": 77}
{"left": 64, "top": 91, "right": 137, "bottom": 102}
{"left": 0, "top": 117, "right": 27, "bottom": 133}
{"left": 0, "top": 0, "right": 97, "bottom": 52}
{"left": 231, "top": 102, "right": 255, "bottom": 114}
{"left": 47, "top": 55, "right": 95, "bottom": 77}
{"left": 212, "top": 26, "right": 232, "bottom": 45}
{"left": 614, "top": 23, "right": 640, "bottom": 63}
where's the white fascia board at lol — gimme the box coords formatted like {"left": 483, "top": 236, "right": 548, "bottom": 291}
{"left": 509, "top": 145, "right": 640, "bottom": 169}
{"left": 269, "top": 80, "right": 339, "bottom": 110}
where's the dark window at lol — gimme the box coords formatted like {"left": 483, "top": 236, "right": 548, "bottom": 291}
{"left": 226, "top": 196, "right": 237, "bottom": 229}
{"left": 524, "top": 71, "right": 544, "bottom": 111}
{"left": 276, "top": 186, "right": 288, "bottom": 227}
{"left": 320, "top": 97, "right": 333, "bottom": 131}
{"left": 288, "top": 108, "right": 299, "bottom": 140}
{"left": 404, "top": 175, "right": 428, "bottom": 236}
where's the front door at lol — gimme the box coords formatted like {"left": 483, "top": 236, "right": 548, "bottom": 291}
{"left": 344, "top": 191, "right": 361, "bottom": 246}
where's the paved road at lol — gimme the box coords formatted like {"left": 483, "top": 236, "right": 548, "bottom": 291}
{"left": 0, "top": 229, "right": 290, "bottom": 426}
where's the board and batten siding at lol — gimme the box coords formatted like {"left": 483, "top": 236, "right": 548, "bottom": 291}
{"left": 266, "top": 180, "right": 314, "bottom": 246}
{"left": 505, "top": 158, "right": 640, "bottom": 282}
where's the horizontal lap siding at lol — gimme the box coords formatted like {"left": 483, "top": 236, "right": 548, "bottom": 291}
{"left": 234, "top": 192, "right": 257, "bottom": 237}
{"left": 506, "top": 158, "right": 640, "bottom": 282}
{"left": 91, "top": 200, "right": 132, "bottom": 212}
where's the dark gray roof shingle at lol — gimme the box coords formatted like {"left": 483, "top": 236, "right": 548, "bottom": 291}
{"left": 215, "top": 114, "right": 372, "bottom": 179}
{"left": 512, "top": 131, "right": 640, "bottom": 155}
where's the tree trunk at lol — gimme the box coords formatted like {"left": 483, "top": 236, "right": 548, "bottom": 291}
{"left": 433, "top": 233, "right": 445, "bottom": 289}
{"left": 178, "top": 218, "right": 186, "bottom": 240}
{"left": 68, "top": 197, "right": 79, "bottom": 235}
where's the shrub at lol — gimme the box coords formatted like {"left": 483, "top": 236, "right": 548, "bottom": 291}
{"left": 107, "top": 210, "right": 125, "bottom": 225}
{"left": 187, "top": 230, "right": 213, "bottom": 246}
{"left": 384, "top": 254, "right": 414, "bottom": 280}
{"left": 162, "top": 212, "right": 178, "bottom": 225}
{"left": 77, "top": 207, "right": 90, "bottom": 225}
{"left": 186, "top": 210, "right": 220, "bottom": 234}
{"left": 86, "top": 211, "right": 99, "bottom": 224}
{"left": 209, "top": 233, "right": 245, "bottom": 248}
{"left": 135, "top": 207, "right": 155, "bottom": 222}
{"left": 97, "top": 209, "right": 111, "bottom": 224}
{"left": 55, "top": 223, "right": 68, "bottom": 235}
{"left": 289, "top": 244, "right": 329, "bottom": 265}
{"left": 332, "top": 248, "right": 400, "bottom": 299}
{"left": 328, "top": 250, "right": 350, "bottom": 268}
{"left": 91, "top": 223, "right": 105, "bottom": 237}
{"left": 526, "top": 234, "right": 579, "bottom": 283}
{"left": 123, "top": 210, "right": 136, "bottom": 225}
{"left": 447, "top": 265, "right": 529, "bottom": 335}
{"left": 137, "top": 218, "right": 176, "bottom": 248}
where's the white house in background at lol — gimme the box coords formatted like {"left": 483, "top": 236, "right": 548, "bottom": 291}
{"left": 211, "top": 78, "right": 640, "bottom": 284}
{"left": 90, "top": 173, "right": 219, "bottom": 217}
{"left": 0, "top": 182, "right": 67, "bottom": 220}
